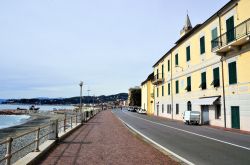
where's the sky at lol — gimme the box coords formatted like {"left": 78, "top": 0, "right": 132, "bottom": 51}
{"left": 0, "top": 0, "right": 230, "bottom": 99}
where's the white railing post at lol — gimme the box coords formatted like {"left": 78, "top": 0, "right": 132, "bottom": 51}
{"left": 75, "top": 114, "right": 77, "bottom": 125}
{"left": 5, "top": 137, "right": 13, "bottom": 165}
{"left": 64, "top": 114, "right": 66, "bottom": 132}
{"left": 49, "top": 120, "right": 58, "bottom": 140}
{"left": 35, "top": 128, "right": 40, "bottom": 152}
{"left": 70, "top": 116, "right": 73, "bottom": 128}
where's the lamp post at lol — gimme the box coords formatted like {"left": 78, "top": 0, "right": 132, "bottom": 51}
{"left": 79, "top": 81, "right": 83, "bottom": 123}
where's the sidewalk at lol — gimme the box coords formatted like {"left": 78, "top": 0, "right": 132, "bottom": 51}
{"left": 36, "top": 110, "right": 177, "bottom": 165}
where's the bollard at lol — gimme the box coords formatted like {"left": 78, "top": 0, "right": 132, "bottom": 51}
{"left": 5, "top": 137, "right": 13, "bottom": 165}
{"left": 35, "top": 128, "right": 40, "bottom": 152}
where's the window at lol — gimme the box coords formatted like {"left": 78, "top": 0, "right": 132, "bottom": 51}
{"left": 162, "top": 85, "right": 164, "bottom": 96}
{"left": 213, "top": 67, "right": 220, "bottom": 87}
{"left": 176, "top": 104, "right": 179, "bottom": 114}
{"left": 168, "top": 83, "right": 171, "bottom": 95}
{"left": 200, "top": 72, "right": 207, "bottom": 90}
{"left": 200, "top": 36, "right": 205, "bottom": 54}
{"left": 162, "top": 104, "right": 164, "bottom": 113}
{"left": 167, "top": 104, "right": 171, "bottom": 114}
{"left": 211, "top": 27, "right": 218, "bottom": 48}
{"left": 187, "top": 101, "right": 192, "bottom": 111}
{"left": 157, "top": 88, "right": 159, "bottom": 97}
{"left": 175, "top": 54, "right": 179, "bottom": 66}
{"left": 168, "top": 60, "right": 170, "bottom": 72}
{"left": 162, "top": 64, "right": 164, "bottom": 79}
{"left": 186, "top": 46, "right": 191, "bottom": 62}
{"left": 228, "top": 61, "right": 237, "bottom": 84}
{"left": 186, "top": 76, "right": 191, "bottom": 92}
{"left": 175, "top": 80, "right": 179, "bottom": 94}
{"left": 215, "top": 105, "right": 221, "bottom": 119}
{"left": 156, "top": 69, "right": 159, "bottom": 79}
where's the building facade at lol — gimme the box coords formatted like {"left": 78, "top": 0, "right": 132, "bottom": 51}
{"left": 152, "top": 0, "right": 250, "bottom": 131}
{"left": 141, "top": 73, "right": 154, "bottom": 115}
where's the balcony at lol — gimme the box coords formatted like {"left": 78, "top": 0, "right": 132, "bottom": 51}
{"left": 211, "top": 18, "right": 250, "bottom": 54}
{"left": 152, "top": 74, "right": 164, "bottom": 85}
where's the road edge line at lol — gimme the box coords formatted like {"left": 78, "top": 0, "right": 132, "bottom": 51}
{"left": 113, "top": 113, "right": 194, "bottom": 165}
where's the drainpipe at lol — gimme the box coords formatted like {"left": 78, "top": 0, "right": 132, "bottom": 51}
{"left": 221, "top": 56, "right": 227, "bottom": 129}
{"left": 218, "top": 12, "right": 227, "bottom": 128}
{"left": 171, "top": 51, "right": 174, "bottom": 120}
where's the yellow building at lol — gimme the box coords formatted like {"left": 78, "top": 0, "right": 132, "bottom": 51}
{"left": 152, "top": 0, "right": 250, "bottom": 131}
{"left": 141, "top": 73, "right": 155, "bottom": 115}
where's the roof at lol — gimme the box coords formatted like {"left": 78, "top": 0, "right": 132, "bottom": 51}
{"left": 152, "top": 0, "right": 237, "bottom": 68}
{"left": 141, "top": 73, "right": 154, "bottom": 85}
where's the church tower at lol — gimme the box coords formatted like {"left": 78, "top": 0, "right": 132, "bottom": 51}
{"left": 180, "top": 14, "right": 193, "bottom": 37}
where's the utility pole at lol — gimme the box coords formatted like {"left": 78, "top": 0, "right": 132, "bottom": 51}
{"left": 79, "top": 81, "right": 83, "bottom": 123}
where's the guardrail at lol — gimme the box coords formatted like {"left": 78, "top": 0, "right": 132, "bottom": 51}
{"left": 0, "top": 108, "right": 101, "bottom": 165}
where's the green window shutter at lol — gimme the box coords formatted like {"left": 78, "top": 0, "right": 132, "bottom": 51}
{"left": 212, "top": 28, "right": 218, "bottom": 48}
{"left": 168, "top": 83, "right": 170, "bottom": 95}
{"left": 200, "top": 36, "right": 205, "bottom": 54}
{"left": 157, "top": 69, "right": 159, "bottom": 79}
{"left": 162, "top": 65, "right": 164, "bottom": 79}
{"left": 213, "top": 67, "right": 220, "bottom": 87}
{"left": 226, "top": 16, "right": 235, "bottom": 43}
{"left": 162, "top": 85, "right": 164, "bottom": 96}
{"left": 201, "top": 72, "right": 206, "bottom": 89}
{"left": 187, "top": 76, "right": 191, "bottom": 91}
{"left": 175, "top": 54, "right": 178, "bottom": 66}
{"left": 186, "top": 46, "right": 190, "bottom": 61}
{"left": 168, "top": 60, "right": 170, "bottom": 71}
{"left": 228, "top": 61, "right": 237, "bottom": 84}
{"left": 175, "top": 80, "right": 179, "bottom": 94}
{"left": 157, "top": 88, "right": 159, "bottom": 97}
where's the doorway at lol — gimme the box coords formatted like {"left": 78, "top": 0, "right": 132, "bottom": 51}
{"left": 201, "top": 105, "right": 209, "bottom": 124}
{"left": 231, "top": 106, "right": 240, "bottom": 129}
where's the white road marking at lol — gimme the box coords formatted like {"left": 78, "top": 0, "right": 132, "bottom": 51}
{"left": 121, "top": 110, "right": 250, "bottom": 151}
{"left": 115, "top": 115, "right": 195, "bottom": 165}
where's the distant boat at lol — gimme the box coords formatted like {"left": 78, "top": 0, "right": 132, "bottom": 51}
{"left": 17, "top": 107, "right": 28, "bottom": 111}
{"left": 29, "top": 105, "right": 40, "bottom": 111}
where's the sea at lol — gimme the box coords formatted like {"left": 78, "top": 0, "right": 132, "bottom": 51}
{"left": 0, "top": 104, "right": 75, "bottom": 111}
{"left": 0, "top": 104, "right": 75, "bottom": 129}
{"left": 0, "top": 115, "right": 31, "bottom": 129}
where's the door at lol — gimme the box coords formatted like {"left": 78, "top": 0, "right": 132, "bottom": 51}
{"left": 231, "top": 106, "right": 240, "bottom": 129}
{"left": 202, "top": 106, "right": 209, "bottom": 125}
{"left": 226, "top": 16, "right": 235, "bottom": 43}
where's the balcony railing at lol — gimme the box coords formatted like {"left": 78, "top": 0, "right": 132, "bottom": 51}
{"left": 211, "top": 18, "right": 250, "bottom": 53}
{"left": 152, "top": 74, "right": 164, "bottom": 85}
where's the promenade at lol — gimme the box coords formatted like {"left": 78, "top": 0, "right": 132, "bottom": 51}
{"left": 36, "top": 110, "right": 177, "bottom": 165}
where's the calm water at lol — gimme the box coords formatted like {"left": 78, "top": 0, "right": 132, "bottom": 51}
{"left": 0, "top": 104, "right": 75, "bottom": 111}
{"left": 0, "top": 115, "right": 30, "bottom": 129}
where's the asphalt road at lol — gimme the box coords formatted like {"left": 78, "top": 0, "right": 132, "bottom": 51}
{"left": 112, "top": 109, "right": 250, "bottom": 165}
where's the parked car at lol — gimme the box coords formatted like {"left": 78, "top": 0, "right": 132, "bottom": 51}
{"left": 137, "top": 108, "right": 147, "bottom": 114}
{"left": 183, "top": 111, "right": 200, "bottom": 125}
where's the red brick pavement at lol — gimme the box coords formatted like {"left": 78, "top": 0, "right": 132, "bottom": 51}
{"left": 37, "top": 110, "right": 178, "bottom": 165}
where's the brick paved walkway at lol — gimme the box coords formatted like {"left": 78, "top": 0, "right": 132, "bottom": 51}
{"left": 37, "top": 110, "right": 178, "bottom": 165}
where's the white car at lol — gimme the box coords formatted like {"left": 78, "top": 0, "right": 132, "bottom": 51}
{"left": 137, "top": 108, "right": 147, "bottom": 114}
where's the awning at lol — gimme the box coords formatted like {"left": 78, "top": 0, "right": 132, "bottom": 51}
{"left": 192, "top": 96, "right": 220, "bottom": 105}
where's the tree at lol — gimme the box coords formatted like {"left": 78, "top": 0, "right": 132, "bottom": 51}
{"left": 129, "top": 88, "right": 141, "bottom": 106}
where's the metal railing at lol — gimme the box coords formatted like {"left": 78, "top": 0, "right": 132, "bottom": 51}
{"left": 152, "top": 73, "right": 164, "bottom": 85}
{"left": 0, "top": 109, "right": 101, "bottom": 165}
{"left": 211, "top": 18, "right": 250, "bottom": 51}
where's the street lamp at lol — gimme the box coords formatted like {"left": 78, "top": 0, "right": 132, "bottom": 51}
{"left": 79, "top": 81, "right": 83, "bottom": 123}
